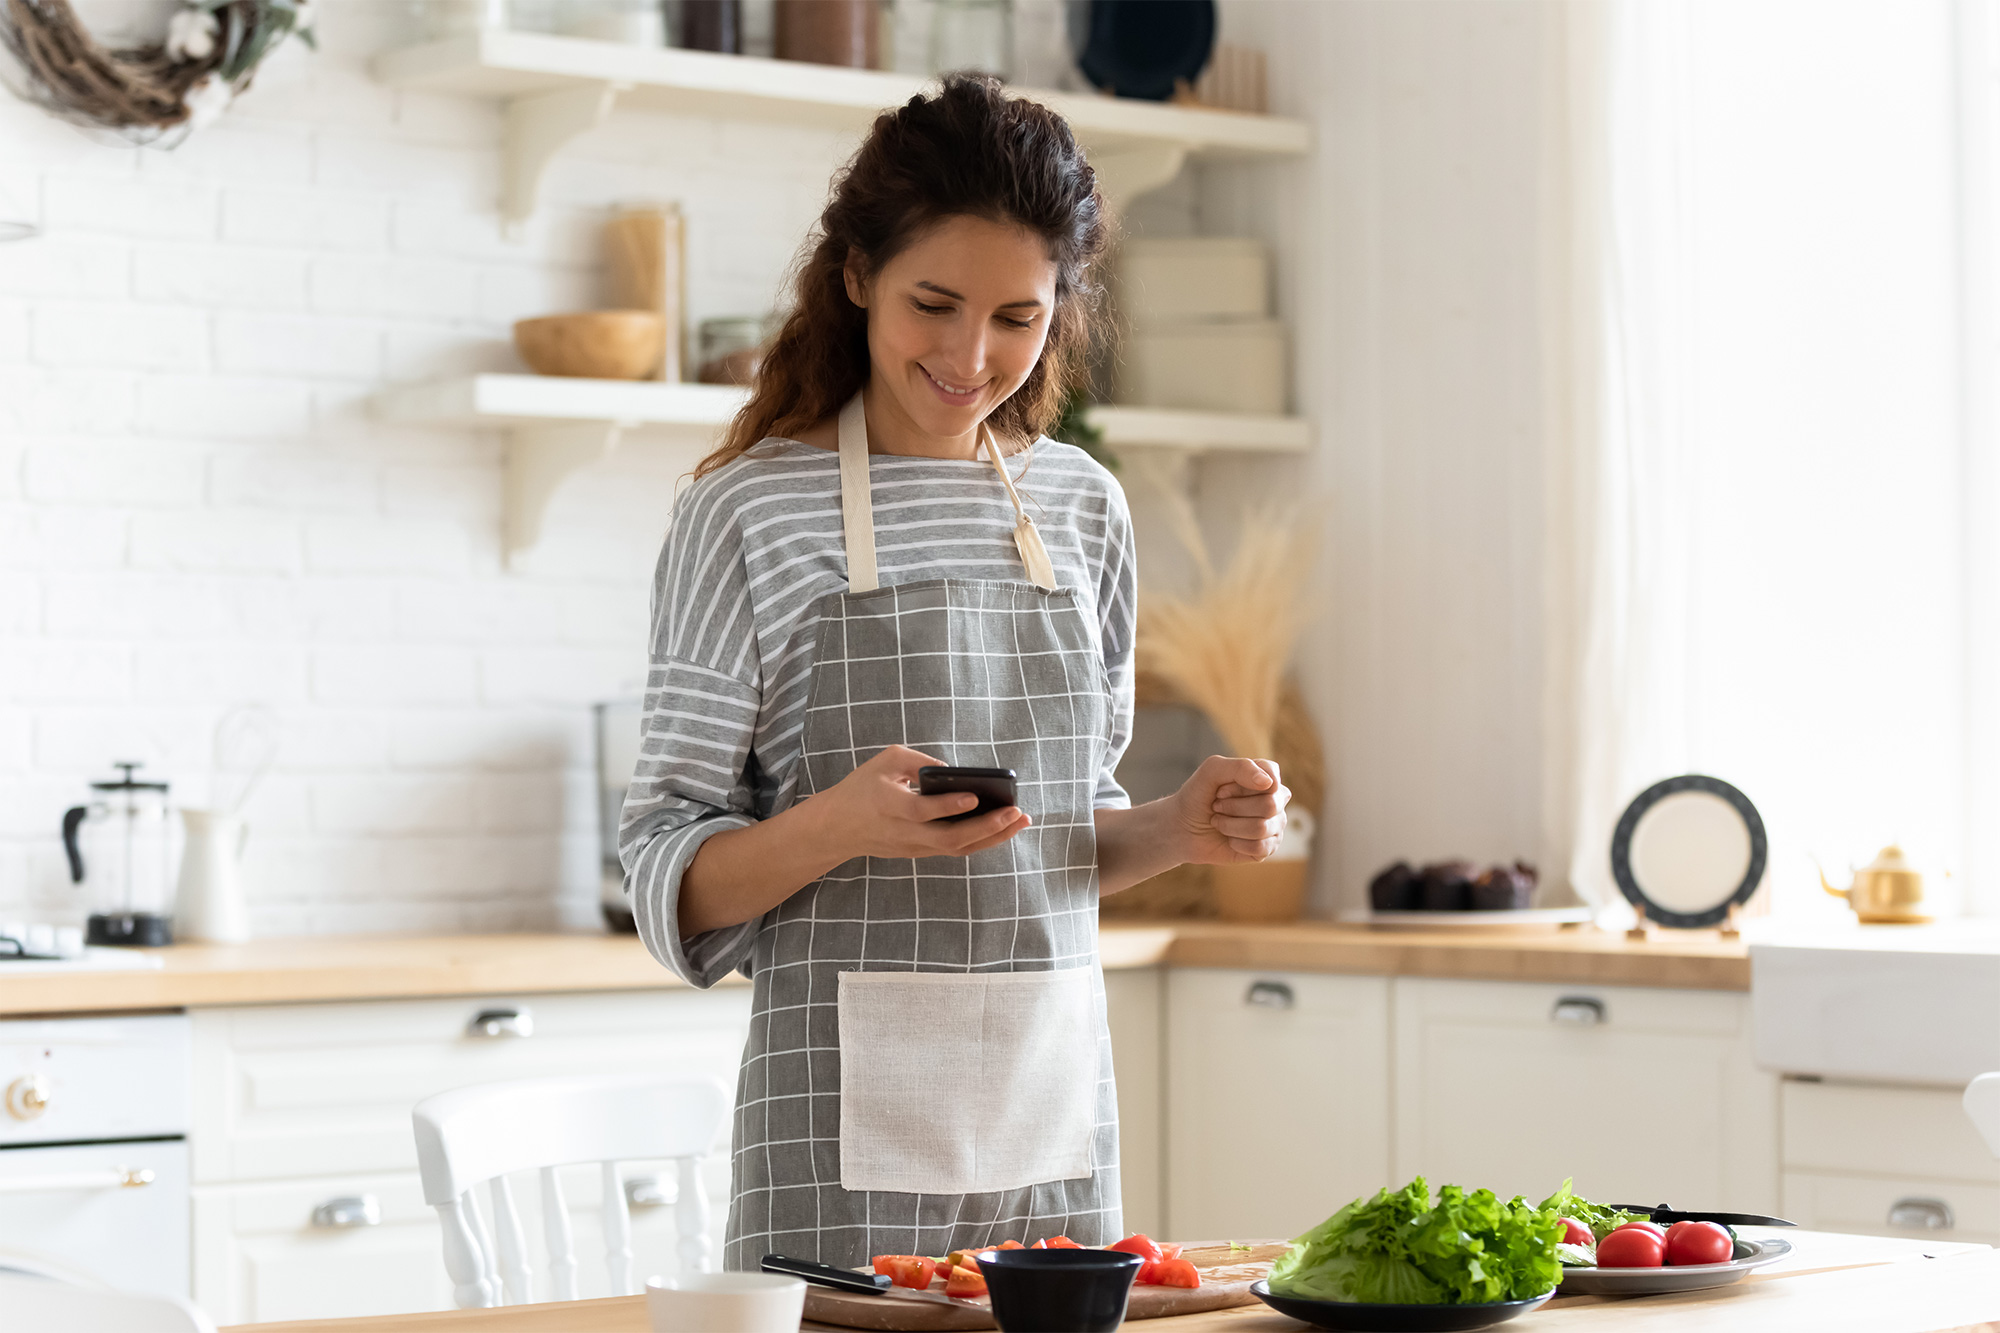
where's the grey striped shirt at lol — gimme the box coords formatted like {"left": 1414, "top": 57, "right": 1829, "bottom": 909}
{"left": 619, "top": 435, "right": 1138, "bottom": 989}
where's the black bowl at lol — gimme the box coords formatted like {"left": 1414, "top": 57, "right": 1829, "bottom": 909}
{"left": 1251, "top": 1280, "right": 1555, "bottom": 1332}
{"left": 975, "top": 1248, "right": 1142, "bottom": 1333}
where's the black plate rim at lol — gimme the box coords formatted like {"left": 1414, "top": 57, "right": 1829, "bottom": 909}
{"left": 1608, "top": 773, "right": 1767, "bottom": 928}
{"left": 1250, "top": 1278, "right": 1557, "bottom": 1325}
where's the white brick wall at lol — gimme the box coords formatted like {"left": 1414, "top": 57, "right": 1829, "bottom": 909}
{"left": 0, "top": 2, "right": 844, "bottom": 934}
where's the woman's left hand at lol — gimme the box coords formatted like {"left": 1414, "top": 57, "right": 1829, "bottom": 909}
{"left": 1173, "top": 756, "right": 1291, "bottom": 865}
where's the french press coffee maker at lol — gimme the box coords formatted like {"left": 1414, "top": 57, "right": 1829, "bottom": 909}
{"left": 60, "top": 762, "right": 176, "bottom": 947}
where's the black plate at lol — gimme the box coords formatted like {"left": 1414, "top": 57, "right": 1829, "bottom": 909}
{"left": 1609, "top": 773, "right": 1767, "bottom": 928}
{"left": 1250, "top": 1280, "right": 1555, "bottom": 1331}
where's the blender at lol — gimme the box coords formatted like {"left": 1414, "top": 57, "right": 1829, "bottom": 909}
{"left": 60, "top": 762, "right": 176, "bottom": 947}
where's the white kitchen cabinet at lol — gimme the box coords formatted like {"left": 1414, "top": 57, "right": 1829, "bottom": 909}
{"left": 191, "top": 987, "right": 752, "bottom": 1182}
{"left": 1104, "top": 966, "right": 1164, "bottom": 1238}
{"left": 189, "top": 986, "right": 750, "bottom": 1324}
{"left": 1781, "top": 1078, "right": 2000, "bottom": 1245}
{"left": 1165, "top": 969, "right": 1391, "bottom": 1241}
{"left": 192, "top": 1156, "right": 733, "bottom": 1325}
{"left": 1392, "top": 978, "right": 1777, "bottom": 1213}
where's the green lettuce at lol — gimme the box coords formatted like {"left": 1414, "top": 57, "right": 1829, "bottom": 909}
{"left": 1537, "top": 1179, "right": 1645, "bottom": 1241}
{"left": 1267, "top": 1177, "right": 1563, "bottom": 1306}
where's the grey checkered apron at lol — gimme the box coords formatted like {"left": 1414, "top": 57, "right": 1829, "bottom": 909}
{"left": 722, "top": 398, "right": 1122, "bottom": 1268}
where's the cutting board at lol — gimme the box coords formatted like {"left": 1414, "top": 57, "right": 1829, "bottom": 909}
{"left": 799, "top": 1241, "right": 1291, "bottom": 1332}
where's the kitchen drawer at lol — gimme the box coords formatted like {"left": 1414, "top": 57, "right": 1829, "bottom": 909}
{"left": 192, "top": 988, "right": 751, "bottom": 1183}
{"left": 1782, "top": 1170, "right": 2000, "bottom": 1247}
{"left": 1166, "top": 969, "right": 1390, "bottom": 1240}
{"left": 1783, "top": 1079, "right": 2000, "bottom": 1184}
{"left": 193, "top": 1157, "right": 732, "bottom": 1325}
{"left": 1103, "top": 967, "right": 1163, "bottom": 1238}
{"left": 1392, "top": 979, "right": 1777, "bottom": 1212}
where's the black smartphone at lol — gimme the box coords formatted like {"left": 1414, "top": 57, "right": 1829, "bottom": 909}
{"left": 917, "top": 766, "right": 1018, "bottom": 821}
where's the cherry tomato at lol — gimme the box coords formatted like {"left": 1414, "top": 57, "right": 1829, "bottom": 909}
{"left": 1611, "top": 1220, "right": 1666, "bottom": 1241}
{"left": 1107, "top": 1234, "right": 1164, "bottom": 1262}
{"left": 1559, "top": 1217, "right": 1593, "bottom": 1246}
{"left": 1596, "top": 1227, "right": 1665, "bottom": 1268}
{"left": 1664, "top": 1220, "right": 1734, "bottom": 1266}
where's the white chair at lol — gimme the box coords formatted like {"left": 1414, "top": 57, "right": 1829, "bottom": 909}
{"left": 0, "top": 1272, "right": 217, "bottom": 1332}
{"left": 412, "top": 1072, "right": 729, "bottom": 1309}
{"left": 1964, "top": 1072, "right": 2000, "bottom": 1158}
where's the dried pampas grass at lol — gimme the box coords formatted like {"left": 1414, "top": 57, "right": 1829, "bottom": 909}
{"left": 1135, "top": 495, "right": 1317, "bottom": 762}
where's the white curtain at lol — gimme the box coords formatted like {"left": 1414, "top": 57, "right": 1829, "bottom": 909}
{"left": 1558, "top": 0, "right": 1967, "bottom": 918}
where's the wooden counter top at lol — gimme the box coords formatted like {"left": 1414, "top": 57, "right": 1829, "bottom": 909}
{"left": 219, "top": 1234, "right": 1996, "bottom": 1333}
{"left": 0, "top": 919, "right": 1745, "bottom": 1016}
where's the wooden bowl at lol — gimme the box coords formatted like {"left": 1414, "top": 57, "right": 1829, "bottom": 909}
{"left": 513, "top": 310, "right": 665, "bottom": 380}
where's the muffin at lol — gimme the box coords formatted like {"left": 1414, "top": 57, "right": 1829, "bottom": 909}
{"left": 1418, "top": 860, "right": 1478, "bottom": 911}
{"left": 1368, "top": 861, "right": 1420, "bottom": 912}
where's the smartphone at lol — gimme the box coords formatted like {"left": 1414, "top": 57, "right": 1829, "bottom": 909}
{"left": 917, "top": 766, "right": 1018, "bottom": 822}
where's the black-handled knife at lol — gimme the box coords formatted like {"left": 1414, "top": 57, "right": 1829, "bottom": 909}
{"left": 1604, "top": 1204, "right": 1796, "bottom": 1227}
{"left": 761, "top": 1254, "right": 971, "bottom": 1306}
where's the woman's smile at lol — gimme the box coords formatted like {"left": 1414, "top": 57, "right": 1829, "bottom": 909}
{"left": 919, "top": 362, "right": 988, "bottom": 407}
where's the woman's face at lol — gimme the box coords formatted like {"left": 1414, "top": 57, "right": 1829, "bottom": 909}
{"left": 847, "top": 214, "right": 1058, "bottom": 444}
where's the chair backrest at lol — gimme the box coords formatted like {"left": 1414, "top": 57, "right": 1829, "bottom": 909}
{"left": 412, "top": 1072, "right": 729, "bottom": 1310}
{"left": 1965, "top": 1072, "right": 2000, "bottom": 1158}
{"left": 0, "top": 1273, "right": 217, "bottom": 1332}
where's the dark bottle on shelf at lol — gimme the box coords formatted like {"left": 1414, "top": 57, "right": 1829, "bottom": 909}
{"left": 679, "top": 0, "right": 742, "bottom": 54}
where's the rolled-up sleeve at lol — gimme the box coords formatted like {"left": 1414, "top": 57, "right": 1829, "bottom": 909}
{"left": 618, "top": 488, "right": 763, "bottom": 988}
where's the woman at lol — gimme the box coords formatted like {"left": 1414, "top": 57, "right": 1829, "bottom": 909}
{"left": 621, "top": 74, "right": 1291, "bottom": 1270}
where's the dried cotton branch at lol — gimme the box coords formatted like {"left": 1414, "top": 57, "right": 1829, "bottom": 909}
{"left": 1135, "top": 502, "right": 1317, "bottom": 761}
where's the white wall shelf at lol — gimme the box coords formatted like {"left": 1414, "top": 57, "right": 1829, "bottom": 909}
{"left": 372, "top": 373, "right": 1309, "bottom": 563}
{"left": 371, "top": 30, "right": 1311, "bottom": 227}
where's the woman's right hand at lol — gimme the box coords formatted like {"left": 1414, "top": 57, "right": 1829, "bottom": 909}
{"left": 809, "top": 744, "right": 1030, "bottom": 861}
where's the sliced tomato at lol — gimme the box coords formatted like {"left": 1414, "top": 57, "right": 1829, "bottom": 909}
{"left": 945, "top": 1264, "right": 988, "bottom": 1298}
{"left": 1149, "top": 1258, "right": 1201, "bottom": 1289}
{"left": 1029, "top": 1239, "right": 1047, "bottom": 1249}
{"left": 869, "top": 1256, "right": 936, "bottom": 1289}
{"left": 1107, "top": 1234, "right": 1164, "bottom": 1262}
{"left": 1157, "top": 1243, "right": 1183, "bottom": 1262}
{"left": 1134, "top": 1259, "right": 1160, "bottom": 1285}
{"left": 1044, "top": 1236, "right": 1082, "bottom": 1249}
{"left": 995, "top": 1239, "right": 1025, "bottom": 1250}
{"left": 942, "top": 1248, "right": 986, "bottom": 1271}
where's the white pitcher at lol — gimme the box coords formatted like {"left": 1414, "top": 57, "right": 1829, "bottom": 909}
{"left": 175, "top": 808, "right": 251, "bottom": 944}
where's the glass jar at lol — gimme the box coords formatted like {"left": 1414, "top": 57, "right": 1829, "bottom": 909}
{"left": 930, "top": 0, "right": 1011, "bottom": 80}
{"left": 698, "top": 316, "right": 769, "bottom": 386}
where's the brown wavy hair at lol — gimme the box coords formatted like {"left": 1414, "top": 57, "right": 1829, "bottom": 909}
{"left": 694, "top": 73, "right": 1110, "bottom": 478}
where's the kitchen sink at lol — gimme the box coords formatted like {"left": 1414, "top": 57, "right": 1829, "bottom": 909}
{"left": 1752, "top": 921, "right": 2000, "bottom": 1086}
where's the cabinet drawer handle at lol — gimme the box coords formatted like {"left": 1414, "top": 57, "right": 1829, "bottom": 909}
{"left": 467, "top": 1007, "right": 533, "bottom": 1039}
{"left": 312, "top": 1195, "right": 381, "bottom": 1229}
{"left": 1888, "top": 1197, "right": 1954, "bottom": 1231}
{"left": 1550, "top": 996, "right": 1605, "bottom": 1026}
{"left": 1246, "top": 980, "right": 1295, "bottom": 1010}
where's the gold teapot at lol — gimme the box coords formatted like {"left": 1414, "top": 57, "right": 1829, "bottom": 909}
{"left": 1819, "top": 844, "right": 1932, "bottom": 924}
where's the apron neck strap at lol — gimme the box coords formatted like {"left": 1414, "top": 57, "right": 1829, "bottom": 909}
{"left": 836, "top": 394, "right": 879, "bottom": 593}
{"left": 980, "top": 423, "right": 1059, "bottom": 590}
{"left": 834, "top": 392, "right": 1057, "bottom": 592}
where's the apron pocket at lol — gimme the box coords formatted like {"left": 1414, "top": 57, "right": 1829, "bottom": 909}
{"left": 837, "top": 968, "right": 1098, "bottom": 1196}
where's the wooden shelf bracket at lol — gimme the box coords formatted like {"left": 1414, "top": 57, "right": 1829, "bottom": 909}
{"left": 501, "top": 80, "right": 624, "bottom": 235}
{"left": 504, "top": 420, "right": 631, "bottom": 565}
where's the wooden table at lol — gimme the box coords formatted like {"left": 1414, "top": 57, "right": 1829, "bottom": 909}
{"left": 223, "top": 1232, "right": 2000, "bottom": 1333}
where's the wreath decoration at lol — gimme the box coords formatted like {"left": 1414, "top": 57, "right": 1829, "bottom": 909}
{"left": 0, "top": 0, "right": 314, "bottom": 139}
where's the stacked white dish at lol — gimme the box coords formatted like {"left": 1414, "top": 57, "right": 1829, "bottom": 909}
{"left": 1116, "top": 237, "right": 1287, "bottom": 414}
